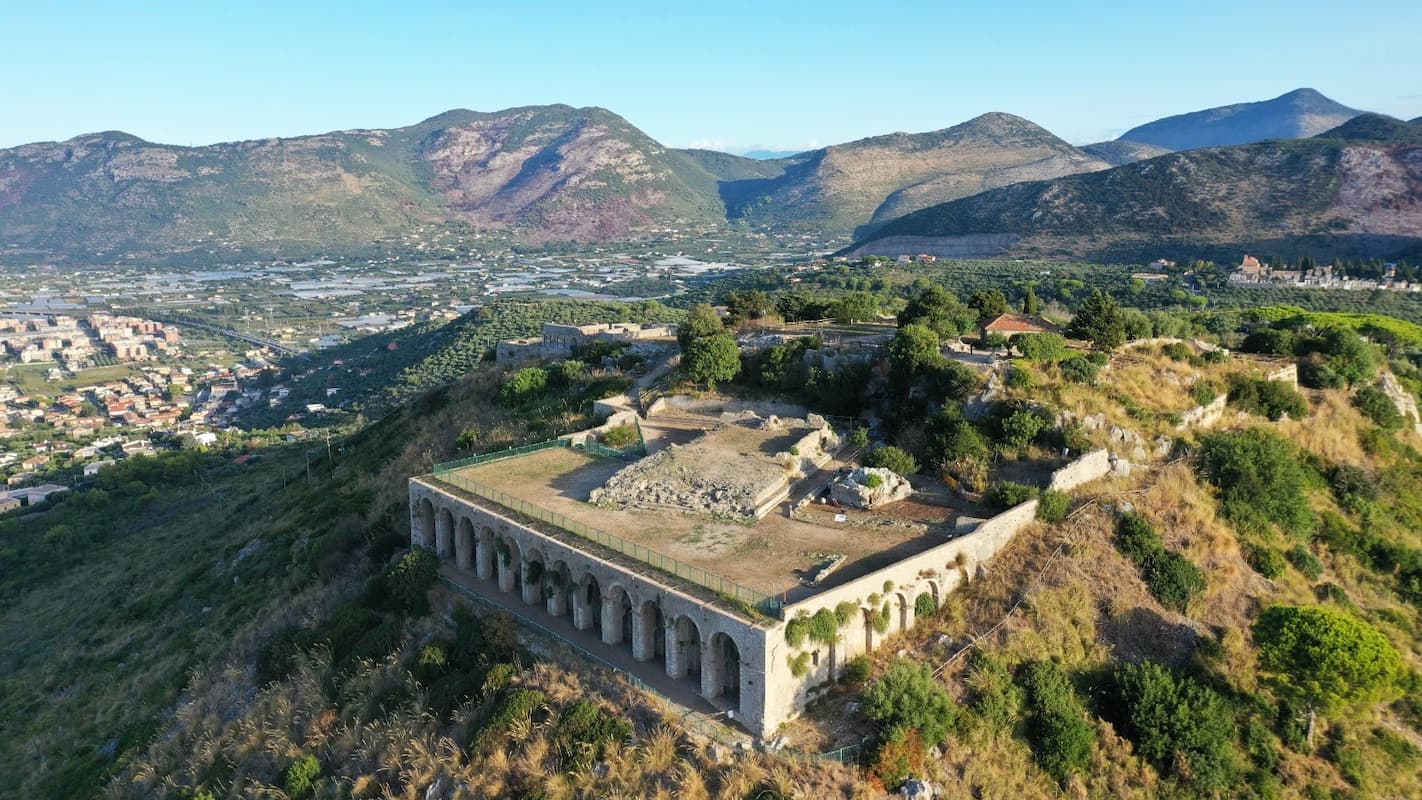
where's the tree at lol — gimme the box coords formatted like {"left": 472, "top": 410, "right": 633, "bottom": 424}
{"left": 678, "top": 303, "right": 724, "bottom": 347}
{"left": 1067, "top": 290, "right": 1127, "bottom": 351}
{"left": 969, "top": 288, "right": 1009, "bottom": 326}
{"left": 724, "top": 290, "right": 775, "bottom": 326}
{"left": 864, "top": 662, "right": 957, "bottom": 746}
{"left": 887, "top": 323, "right": 944, "bottom": 381}
{"left": 834, "top": 291, "right": 879, "bottom": 323}
{"left": 1253, "top": 605, "right": 1402, "bottom": 747}
{"left": 898, "top": 285, "right": 975, "bottom": 339}
{"left": 682, "top": 333, "right": 740, "bottom": 388}
{"left": 1022, "top": 285, "right": 1041, "bottom": 315}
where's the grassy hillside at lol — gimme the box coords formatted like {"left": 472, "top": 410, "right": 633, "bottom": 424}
{"left": 12, "top": 287, "right": 1422, "bottom": 798}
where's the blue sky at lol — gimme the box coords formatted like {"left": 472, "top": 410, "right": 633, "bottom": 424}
{"left": 2, "top": 0, "right": 1419, "bottom": 152}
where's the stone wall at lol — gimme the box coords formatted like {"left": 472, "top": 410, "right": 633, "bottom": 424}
{"left": 1265, "top": 362, "right": 1299, "bottom": 388}
{"left": 1175, "top": 393, "right": 1229, "bottom": 432}
{"left": 1048, "top": 448, "right": 1112, "bottom": 491}
{"left": 411, "top": 448, "right": 1112, "bottom": 738}
{"left": 645, "top": 394, "right": 809, "bottom": 420}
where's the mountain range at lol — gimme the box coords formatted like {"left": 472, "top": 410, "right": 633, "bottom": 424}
{"left": 1, "top": 88, "right": 1414, "bottom": 262}
{"left": 850, "top": 114, "right": 1422, "bottom": 263}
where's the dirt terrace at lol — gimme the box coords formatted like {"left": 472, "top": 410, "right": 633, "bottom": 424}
{"left": 451, "top": 443, "right": 971, "bottom": 603}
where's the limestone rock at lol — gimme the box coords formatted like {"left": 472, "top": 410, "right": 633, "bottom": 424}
{"left": 830, "top": 467, "right": 913, "bottom": 509}
{"left": 900, "top": 777, "right": 938, "bottom": 799}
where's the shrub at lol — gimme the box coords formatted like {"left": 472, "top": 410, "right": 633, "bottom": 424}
{"left": 1116, "top": 513, "right": 1164, "bottom": 562}
{"left": 601, "top": 423, "right": 639, "bottom": 448}
{"left": 867, "top": 445, "right": 919, "bottom": 476}
{"left": 1241, "top": 328, "right": 1296, "bottom": 355}
{"left": 915, "top": 592, "right": 936, "bottom": 617}
{"left": 499, "top": 367, "right": 549, "bottom": 405}
{"left": 1161, "top": 341, "right": 1194, "bottom": 361}
{"left": 999, "top": 408, "right": 1046, "bottom": 451}
{"left": 1117, "top": 514, "right": 1203, "bottom": 610}
{"left": 1199, "top": 429, "right": 1315, "bottom": 537}
{"left": 386, "top": 548, "right": 439, "bottom": 614}
{"left": 284, "top": 755, "right": 322, "bottom": 800}
{"left": 1202, "top": 348, "right": 1230, "bottom": 364}
{"left": 843, "top": 655, "right": 873, "bottom": 685}
{"left": 849, "top": 427, "right": 871, "bottom": 450}
{"left": 1143, "top": 550, "right": 1207, "bottom": 611}
{"left": 1112, "top": 661, "right": 1237, "bottom": 790}
{"left": 1037, "top": 489, "right": 1070, "bottom": 522}
{"left": 807, "top": 608, "right": 840, "bottom": 645}
{"left": 1005, "top": 363, "right": 1033, "bottom": 388}
{"left": 1353, "top": 386, "right": 1403, "bottom": 429}
{"left": 1014, "top": 332, "right": 1070, "bottom": 361}
{"left": 863, "top": 472, "right": 885, "bottom": 489}
{"left": 869, "top": 728, "right": 926, "bottom": 791}
{"left": 986, "top": 481, "right": 1039, "bottom": 509}
{"left": 1299, "top": 354, "right": 1346, "bottom": 389}
{"left": 864, "top": 662, "right": 957, "bottom": 746}
{"left": 1247, "top": 545, "right": 1287, "bottom": 579}
{"left": 1190, "top": 380, "right": 1222, "bottom": 406}
{"left": 482, "top": 688, "right": 548, "bottom": 738}
{"left": 1227, "top": 375, "right": 1308, "bottom": 421}
{"left": 1059, "top": 355, "right": 1098, "bottom": 385}
{"left": 1020, "top": 661, "right": 1096, "bottom": 783}
{"left": 1286, "top": 545, "right": 1324, "bottom": 581}
{"left": 556, "top": 700, "right": 633, "bottom": 770}
{"left": 788, "top": 652, "right": 811, "bottom": 677}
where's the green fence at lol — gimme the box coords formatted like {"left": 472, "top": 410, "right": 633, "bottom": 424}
{"left": 432, "top": 471, "right": 782, "bottom": 618}
{"left": 573, "top": 440, "right": 643, "bottom": 460}
{"left": 434, "top": 439, "right": 569, "bottom": 474}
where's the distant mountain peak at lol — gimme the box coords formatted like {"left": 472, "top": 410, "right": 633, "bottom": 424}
{"left": 1119, "top": 88, "right": 1361, "bottom": 151}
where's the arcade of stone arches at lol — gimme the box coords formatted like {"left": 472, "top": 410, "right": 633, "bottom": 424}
{"left": 415, "top": 497, "right": 744, "bottom": 713}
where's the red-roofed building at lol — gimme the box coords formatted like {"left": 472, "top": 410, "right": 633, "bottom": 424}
{"left": 982, "top": 313, "right": 1061, "bottom": 336}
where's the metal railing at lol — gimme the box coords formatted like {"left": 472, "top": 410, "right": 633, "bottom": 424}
{"left": 434, "top": 439, "right": 569, "bottom": 474}
{"left": 431, "top": 470, "right": 783, "bottom": 618}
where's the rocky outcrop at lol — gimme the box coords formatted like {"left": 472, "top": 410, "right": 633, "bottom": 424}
{"left": 1378, "top": 370, "right": 1422, "bottom": 434}
{"left": 830, "top": 467, "right": 913, "bottom": 509}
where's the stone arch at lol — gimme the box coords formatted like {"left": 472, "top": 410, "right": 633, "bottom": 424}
{"left": 475, "top": 526, "right": 495, "bottom": 581}
{"left": 602, "top": 584, "right": 633, "bottom": 647}
{"left": 667, "top": 615, "right": 702, "bottom": 683}
{"left": 414, "top": 498, "right": 435, "bottom": 548}
{"left": 455, "top": 517, "right": 475, "bottom": 572}
{"left": 545, "top": 559, "right": 572, "bottom": 617}
{"left": 863, "top": 605, "right": 877, "bottom": 652}
{"left": 704, "top": 631, "right": 742, "bottom": 708}
{"left": 520, "top": 547, "right": 546, "bottom": 605}
{"left": 926, "top": 579, "right": 941, "bottom": 610}
{"left": 435, "top": 507, "right": 455, "bottom": 559}
{"left": 895, "top": 592, "right": 911, "bottom": 632}
{"left": 632, "top": 598, "right": 664, "bottom": 663}
{"left": 496, "top": 535, "right": 522, "bottom": 593}
{"left": 573, "top": 572, "right": 602, "bottom": 632}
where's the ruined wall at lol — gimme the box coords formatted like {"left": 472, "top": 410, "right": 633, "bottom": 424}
{"left": 646, "top": 395, "right": 809, "bottom": 420}
{"left": 1047, "top": 448, "right": 1112, "bottom": 492}
{"left": 1176, "top": 393, "right": 1229, "bottom": 431}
